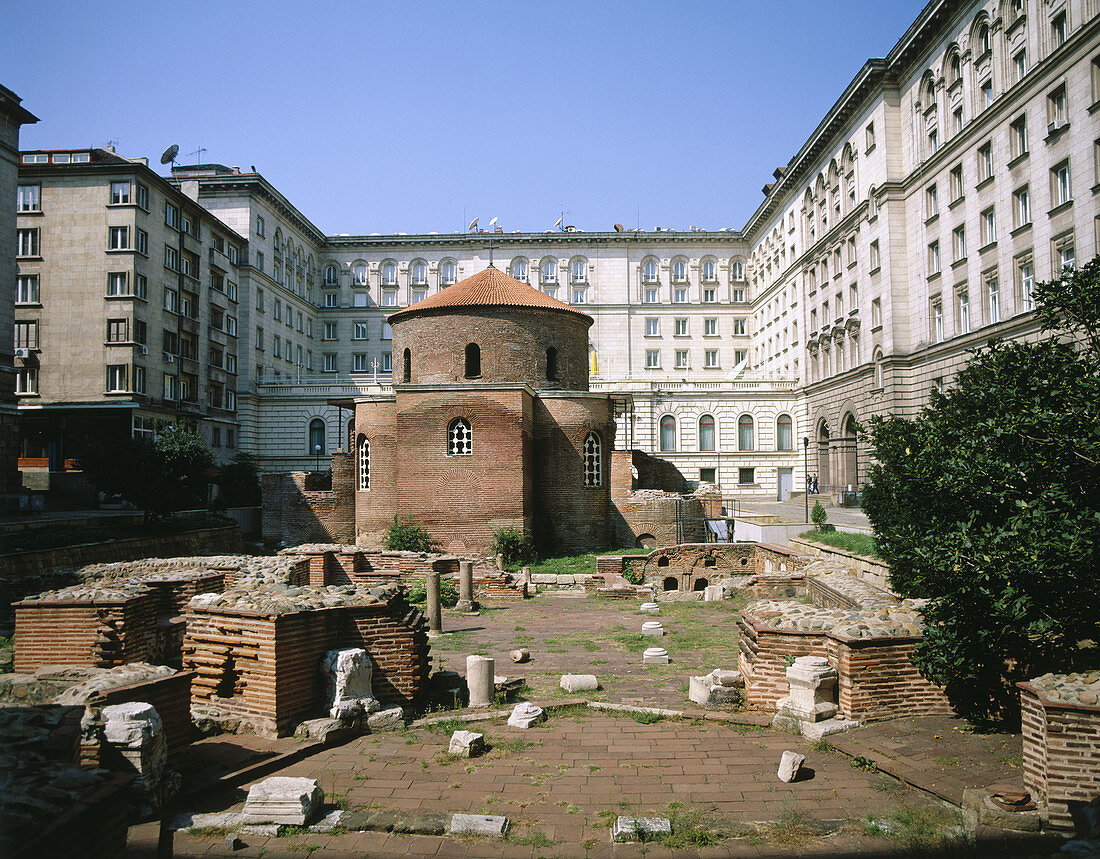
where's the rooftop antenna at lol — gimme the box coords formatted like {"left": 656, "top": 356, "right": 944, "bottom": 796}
{"left": 487, "top": 217, "right": 499, "bottom": 266}
{"left": 160, "top": 144, "right": 179, "bottom": 171}
{"left": 553, "top": 215, "right": 564, "bottom": 231}
{"left": 185, "top": 146, "right": 206, "bottom": 165}
{"left": 468, "top": 216, "right": 479, "bottom": 233}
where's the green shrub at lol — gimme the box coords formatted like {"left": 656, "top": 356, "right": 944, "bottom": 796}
{"left": 385, "top": 515, "right": 440, "bottom": 552}
{"left": 811, "top": 501, "right": 828, "bottom": 531}
{"left": 406, "top": 576, "right": 458, "bottom": 607}
{"left": 622, "top": 560, "right": 645, "bottom": 585}
{"left": 490, "top": 526, "right": 534, "bottom": 568}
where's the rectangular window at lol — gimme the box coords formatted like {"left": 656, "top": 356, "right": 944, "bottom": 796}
{"left": 735, "top": 349, "right": 747, "bottom": 364}
{"left": 987, "top": 275, "right": 1000, "bottom": 324}
{"left": 925, "top": 183, "right": 939, "bottom": 218}
{"left": 871, "top": 297, "right": 882, "bottom": 327}
{"left": 952, "top": 225, "right": 967, "bottom": 261}
{"left": 412, "top": 288, "right": 426, "bottom": 304}
{"left": 981, "top": 79, "right": 993, "bottom": 109}
{"left": 1013, "top": 49, "right": 1028, "bottom": 83}
{"left": 733, "top": 318, "right": 747, "bottom": 336}
{"left": 323, "top": 322, "right": 338, "bottom": 340}
{"left": 1010, "top": 115, "right": 1028, "bottom": 159}
{"left": 273, "top": 299, "right": 282, "bottom": 321}
{"left": 1018, "top": 258, "right": 1035, "bottom": 311}
{"left": 323, "top": 353, "right": 338, "bottom": 372}
{"left": 353, "top": 353, "right": 369, "bottom": 372}
{"left": 869, "top": 239, "right": 880, "bottom": 270}
{"left": 16, "top": 274, "right": 39, "bottom": 304}
{"left": 110, "top": 181, "right": 130, "bottom": 205}
{"left": 645, "top": 349, "right": 660, "bottom": 369}
{"left": 226, "top": 315, "right": 237, "bottom": 336}
{"left": 255, "top": 251, "right": 264, "bottom": 272}
{"left": 324, "top": 292, "right": 339, "bottom": 308}
{"left": 1051, "top": 11, "right": 1067, "bottom": 46}
{"left": 17, "top": 228, "right": 39, "bottom": 257}
{"left": 1013, "top": 186, "right": 1031, "bottom": 228}
{"left": 928, "top": 240, "right": 941, "bottom": 275}
{"left": 15, "top": 368, "right": 38, "bottom": 395}
{"left": 643, "top": 288, "right": 658, "bottom": 304}
{"left": 1051, "top": 161, "right": 1071, "bottom": 206}
{"left": 674, "top": 318, "right": 688, "bottom": 336}
{"left": 381, "top": 351, "right": 392, "bottom": 372}
{"left": 165, "top": 246, "right": 178, "bottom": 270}
{"left": 572, "top": 286, "right": 586, "bottom": 304}
{"left": 17, "top": 185, "right": 40, "bottom": 212}
{"left": 165, "top": 203, "right": 179, "bottom": 228}
{"left": 382, "top": 290, "right": 397, "bottom": 307}
{"left": 673, "top": 287, "right": 687, "bottom": 303}
{"left": 106, "top": 364, "right": 128, "bottom": 392}
{"left": 352, "top": 291, "right": 368, "bottom": 307}
{"left": 950, "top": 164, "right": 964, "bottom": 201}
{"left": 702, "top": 287, "right": 716, "bottom": 303}
{"left": 675, "top": 349, "right": 689, "bottom": 369}
{"left": 932, "top": 299, "right": 944, "bottom": 342}
{"left": 865, "top": 122, "right": 875, "bottom": 151}
{"left": 732, "top": 287, "right": 745, "bottom": 303}
{"left": 1047, "top": 84, "right": 1068, "bottom": 128}
{"left": 958, "top": 290, "right": 971, "bottom": 334}
{"left": 136, "top": 184, "right": 148, "bottom": 210}
{"left": 14, "top": 321, "right": 38, "bottom": 350}
{"left": 1055, "top": 237, "right": 1075, "bottom": 271}
{"left": 980, "top": 207, "right": 997, "bottom": 246}
{"left": 704, "top": 318, "right": 717, "bottom": 336}
{"left": 977, "top": 142, "right": 993, "bottom": 182}
{"left": 107, "top": 319, "right": 128, "bottom": 342}
{"left": 256, "top": 215, "right": 264, "bottom": 237}
{"left": 353, "top": 321, "right": 368, "bottom": 340}
{"left": 704, "top": 349, "right": 719, "bottom": 368}
{"left": 273, "top": 335, "right": 280, "bottom": 357}
{"left": 645, "top": 318, "right": 659, "bottom": 336}
{"left": 107, "top": 272, "right": 129, "bottom": 296}
{"left": 738, "top": 468, "right": 755, "bottom": 485}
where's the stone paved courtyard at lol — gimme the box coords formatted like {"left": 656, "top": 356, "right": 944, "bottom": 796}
{"left": 129, "top": 590, "right": 1053, "bottom": 857}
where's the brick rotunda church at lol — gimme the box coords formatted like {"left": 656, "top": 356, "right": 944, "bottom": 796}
{"left": 342, "top": 265, "right": 621, "bottom": 554}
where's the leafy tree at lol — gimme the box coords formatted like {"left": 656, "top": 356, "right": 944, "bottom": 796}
{"left": 490, "top": 525, "right": 535, "bottom": 568}
{"left": 215, "top": 452, "right": 262, "bottom": 508}
{"left": 81, "top": 423, "right": 214, "bottom": 524}
{"left": 384, "top": 515, "right": 440, "bottom": 553}
{"left": 862, "top": 259, "right": 1100, "bottom": 726}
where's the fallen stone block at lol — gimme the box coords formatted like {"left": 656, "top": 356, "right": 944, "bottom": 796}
{"left": 507, "top": 702, "right": 545, "bottom": 729}
{"left": 171, "top": 811, "right": 246, "bottom": 831}
{"left": 778, "top": 750, "right": 805, "bottom": 783}
{"left": 799, "top": 717, "right": 861, "bottom": 739}
{"left": 366, "top": 707, "right": 404, "bottom": 732}
{"left": 294, "top": 717, "right": 355, "bottom": 746}
{"left": 321, "top": 648, "right": 378, "bottom": 721}
{"left": 560, "top": 674, "right": 599, "bottom": 693}
{"left": 340, "top": 810, "right": 449, "bottom": 835}
{"left": 239, "top": 824, "right": 279, "bottom": 837}
{"left": 703, "top": 585, "right": 725, "bottom": 601}
{"left": 531, "top": 574, "right": 558, "bottom": 585}
{"left": 241, "top": 777, "right": 324, "bottom": 825}
{"left": 309, "top": 810, "right": 345, "bottom": 832}
{"left": 450, "top": 813, "right": 509, "bottom": 837}
{"left": 510, "top": 648, "right": 530, "bottom": 663}
{"left": 448, "top": 729, "right": 486, "bottom": 758}
{"left": 688, "top": 675, "right": 744, "bottom": 709}
{"left": 612, "top": 816, "right": 672, "bottom": 842}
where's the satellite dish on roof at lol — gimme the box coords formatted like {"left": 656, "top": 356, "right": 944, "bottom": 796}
{"left": 488, "top": 216, "right": 498, "bottom": 227}
{"left": 553, "top": 216, "right": 563, "bottom": 228}
{"left": 160, "top": 144, "right": 179, "bottom": 165}
{"left": 468, "top": 217, "right": 479, "bottom": 231}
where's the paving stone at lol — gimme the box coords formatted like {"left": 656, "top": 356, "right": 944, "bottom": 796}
{"left": 611, "top": 816, "right": 671, "bottom": 842}
{"left": 449, "top": 813, "right": 509, "bottom": 837}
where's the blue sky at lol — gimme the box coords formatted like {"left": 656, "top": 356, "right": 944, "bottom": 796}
{"left": 4, "top": 1, "right": 926, "bottom": 235}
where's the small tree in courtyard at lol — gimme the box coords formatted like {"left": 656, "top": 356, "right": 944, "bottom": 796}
{"left": 385, "top": 515, "right": 440, "bottom": 553}
{"left": 862, "top": 258, "right": 1100, "bottom": 726}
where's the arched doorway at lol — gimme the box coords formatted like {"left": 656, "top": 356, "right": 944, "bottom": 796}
{"left": 817, "top": 420, "right": 831, "bottom": 492}
{"left": 840, "top": 413, "right": 859, "bottom": 489}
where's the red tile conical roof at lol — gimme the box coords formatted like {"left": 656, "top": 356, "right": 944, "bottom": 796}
{"left": 386, "top": 265, "right": 592, "bottom": 324}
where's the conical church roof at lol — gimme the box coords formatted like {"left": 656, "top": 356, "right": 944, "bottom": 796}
{"left": 386, "top": 265, "right": 592, "bottom": 324}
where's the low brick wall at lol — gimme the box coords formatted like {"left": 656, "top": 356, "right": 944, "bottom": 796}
{"left": 97, "top": 670, "right": 194, "bottom": 763}
{"left": 737, "top": 611, "right": 952, "bottom": 721}
{"left": 788, "top": 537, "right": 891, "bottom": 590}
{"left": 13, "top": 772, "right": 133, "bottom": 859}
{"left": 184, "top": 594, "right": 429, "bottom": 737}
{"left": 641, "top": 542, "right": 812, "bottom": 593}
{"left": 1019, "top": 676, "right": 1100, "bottom": 833}
{"left": 13, "top": 592, "right": 157, "bottom": 672}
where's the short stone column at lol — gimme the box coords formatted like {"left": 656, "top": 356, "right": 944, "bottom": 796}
{"left": 456, "top": 561, "right": 477, "bottom": 612}
{"left": 522, "top": 566, "right": 532, "bottom": 587}
{"left": 426, "top": 571, "right": 443, "bottom": 638}
{"left": 466, "top": 655, "right": 495, "bottom": 708}
{"left": 779, "top": 655, "right": 837, "bottom": 722}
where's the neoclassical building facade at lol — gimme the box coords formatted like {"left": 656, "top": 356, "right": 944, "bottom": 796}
{"left": 12, "top": 0, "right": 1100, "bottom": 502}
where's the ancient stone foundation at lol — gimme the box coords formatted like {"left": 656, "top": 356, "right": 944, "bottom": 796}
{"left": 1018, "top": 672, "right": 1100, "bottom": 834}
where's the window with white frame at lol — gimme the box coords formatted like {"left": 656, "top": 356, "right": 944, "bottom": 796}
{"left": 412, "top": 288, "right": 426, "bottom": 304}
{"left": 381, "top": 262, "right": 397, "bottom": 286}
{"left": 986, "top": 273, "right": 1000, "bottom": 324}
{"left": 731, "top": 260, "right": 744, "bottom": 280}
{"left": 1013, "top": 186, "right": 1031, "bottom": 228}
{"left": 980, "top": 207, "right": 997, "bottom": 246}
{"left": 571, "top": 286, "right": 586, "bottom": 304}
{"left": 952, "top": 225, "right": 967, "bottom": 261}
{"left": 977, "top": 142, "right": 993, "bottom": 182}
{"left": 871, "top": 297, "right": 882, "bottom": 327}
{"left": 353, "top": 321, "right": 368, "bottom": 340}
{"left": 323, "top": 322, "right": 338, "bottom": 340}
{"left": 411, "top": 261, "right": 427, "bottom": 285}
{"left": 928, "top": 240, "right": 941, "bottom": 275}
{"left": 510, "top": 259, "right": 527, "bottom": 282}
{"left": 932, "top": 299, "right": 944, "bottom": 341}
{"left": 733, "top": 318, "right": 747, "bottom": 336}
{"left": 106, "top": 364, "right": 128, "bottom": 392}
{"left": 642, "top": 260, "right": 658, "bottom": 283}
{"left": 1051, "top": 11, "right": 1067, "bottom": 47}
{"left": 1055, "top": 236, "right": 1075, "bottom": 271}
{"left": 324, "top": 264, "right": 339, "bottom": 286}
{"left": 704, "top": 349, "right": 719, "bottom": 368}
{"left": 645, "top": 318, "right": 659, "bottom": 336}
{"left": 353, "top": 353, "right": 368, "bottom": 372}
{"left": 540, "top": 258, "right": 557, "bottom": 284}
{"left": 448, "top": 418, "right": 472, "bottom": 455}
{"left": 571, "top": 259, "right": 586, "bottom": 283}
{"left": 14, "top": 321, "right": 38, "bottom": 350}
{"left": 583, "top": 432, "right": 602, "bottom": 486}
{"left": 1047, "top": 84, "right": 1067, "bottom": 127}
{"left": 108, "top": 226, "right": 129, "bottom": 250}
{"left": 925, "top": 184, "right": 939, "bottom": 218}
{"left": 674, "top": 318, "right": 688, "bottom": 336}
{"left": 16, "top": 367, "right": 38, "bottom": 395}
{"left": 703, "top": 287, "right": 716, "bottom": 303}
{"left": 323, "top": 353, "right": 338, "bottom": 372}
{"left": 738, "top": 414, "right": 754, "bottom": 451}
{"left": 16, "top": 274, "right": 39, "bottom": 304}
{"left": 645, "top": 349, "right": 660, "bottom": 369}
{"left": 106, "top": 272, "right": 129, "bottom": 296}
{"left": 381, "top": 351, "right": 392, "bottom": 372}
{"left": 110, "top": 181, "right": 130, "bottom": 205}
{"left": 732, "top": 287, "right": 745, "bottom": 302}
{"left": 671, "top": 260, "right": 687, "bottom": 283}
{"left": 1051, "top": 161, "right": 1071, "bottom": 206}
{"left": 949, "top": 164, "right": 964, "bottom": 201}
{"left": 17, "top": 228, "right": 39, "bottom": 257}
{"left": 674, "top": 287, "right": 688, "bottom": 303}
{"left": 1018, "top": 258, "right": 1035, "bottom": 310}
{"left": 675, "top": 349, "right": 689, "bottom": 369}
{"left": 704, "top": 318, "right": 717, "bottom": 336}
{"left": 701, "top": 259, "right": 716, "bottom": 282}
{"left": 659, "top": 415, "right": 676, "bottom": 451}
{"left": 381, "top": 290, "right": 397, "bottom": 307}
{"left": 441, "top": 260, "right": 457, "bottom": 284}
{"left": 958, "top": 289, "right": 971, "bottom": 334}
{"left": 1013, "top": 49, "right": 1028, "bottom": 83}
{"left": 643, "top": 287, "right": 658, "bottom": 304}
{"left": 17, "top": 185, "right": 40, "bottom": 212}
{"left": 381, "top": 323, "right": 392, "bottom": 340}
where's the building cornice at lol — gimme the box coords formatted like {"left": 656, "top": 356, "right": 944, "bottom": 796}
{"left": 324, "top": 231, "right": 745, "bottom": 250}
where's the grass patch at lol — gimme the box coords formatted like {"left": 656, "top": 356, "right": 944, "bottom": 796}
{"left": 660, "top": 808, "right": 743, "bottom": 848}
{"left": 850, "top": 755, "right": 878, "bottom": 772}
{"left": 759, "top": 807, "right": 817, "bottom": 848}
{"left": 798, "top": 529, "right": 879, "bottom": 558}
{"left": 868, "top": 806, "right": 967, "bottom": 852}
{"left": 186, "top": 826, "right": 232, "bottom": 838}
{"left": 418, "top": 716, "right": 469, "bottom": 736}
{"left": 507, "top": 826, "right": 557, "bottom": 847}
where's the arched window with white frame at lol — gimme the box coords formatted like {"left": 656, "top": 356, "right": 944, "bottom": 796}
{"left": 776, "top": 414, "right": 793, "bottom": 451}
{"left": 440, "top": 259, "right": 457, "bottom": 285}
{"left": 510, "top": 258, "right": 528, "bottom": 282}
{"left": 540, "top": 258, "right": 557, "bottom": 284}
{"left": 570, "top": 258, "right": 587, "bottom": 284}
{"left": 357, "top": 434, "right": 370, "bottom": 490}
{"left": 448, "top": 418, "right": 472, "bottom": 455}
{"left": 699, "top": 414, "right": 715, "bottom": 452}
{"left": 324, "top": 264, "right": 339, "bottom": 286}
{"left": 659, "top": 415, "right": 677, "bottom": 451}
{"left": 671, "top": 259, "right": 687, "bottom": 283}
{"left": 738, "top": 414, "right": 754, "bottom": 451}
{"left": 642, "top": 259, "right": 659, "bottom": 284}
{"left": 583, "top": 431, "right": 602, "bottom": 487}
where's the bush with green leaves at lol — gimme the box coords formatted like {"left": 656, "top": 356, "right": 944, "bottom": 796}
{"left": 862, "top": 257, "right": 1100, "bottom": 726}
{"left": 406, "top": 575, "right": 458, "bottom": 607}
{"left": 490, "top": 525, "right": 534, "bottom": 568}
{"left": 811, "top": 501, "right": 829, "bottom": 531}
{"left": 384, "top": 515, "right": 440, "bottom": 553}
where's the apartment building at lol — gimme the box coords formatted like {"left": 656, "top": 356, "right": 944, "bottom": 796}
{"left": 12, "top": 0, "right": 1100, "bottom": 501}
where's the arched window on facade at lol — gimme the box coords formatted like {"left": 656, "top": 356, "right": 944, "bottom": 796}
{"left": 440, "top": 260, "right": 457, "bottom": 285}
{"left": 352, "top": 264, "right": 368, "bottom": 285}
{"left": 411, "top": 261, "right": 427, "bottom": 285}
{"left": 541, "top": 258, "right": 557, "bottom": 284}
{"left": 402, "top": 348, "right": 411, "bottom": 383}
{"left": 347, "top": 418, "right": 355, "bottom": 451}
{"left": 701, "top": 259, "right": 716, "bottom": 282}
{"left": 308, "top": 418, "right": 326, "bottom": 456}
{"left": 642, "top": 260, "right": 659, "bottom": 283}
{"left": 671, "top": 259, "right": 687, "bottom": 283}
{"left": 777, "top": 414, "right": 793, "bottom": 451}
{"left": 381, "top": 262, "right": 397, "bottom": 286}
{"left": 357, "top": 435, "right": 370, "bottom": 490}
{"left": 546, "top": 347, "right": 559, "bottom": 381}
{"left": 699, "top": 415, "right": 715, "bottom": 452}
{"left": 583, "top": 432, "right": 602, "bottom": 487}
{"left": 571, "top": 259, "right": 586, "bottom": 283}
{"left": 448, "top": 418, "right": 472, "bottom": 455}
{"left": 324, "top": 264, "right": 339, "bottom": 286}
{"left": 873, "top": 348, "right": 884, "bottom": 388}
{"left": 738, "top": 414, "right": 754, "bottom": 451}
{"left": 464, "top": 343, "right": 481, "bottom": 378}
{"left": 511, "top": 258, "right": 528, "bottom": 282}
{"left": 659, "top": 415, "right": 677, "bottom": 451}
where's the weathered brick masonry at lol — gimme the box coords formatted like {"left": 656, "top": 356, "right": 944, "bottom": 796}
{"left": 1018, "top": 673, "right": 1100, "bottom": 833}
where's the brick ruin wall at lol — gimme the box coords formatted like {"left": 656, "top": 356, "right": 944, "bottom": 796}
{"left": 1019, "top": 679, "right": 1100, "bottom": 833}
{"left": 14, "top": 593, "right": 157, "bottom": 673}
{"left": 640, "top": 542, "right": 812, "bottom": 592}
{"left": 262, "top": 456, "right": 356, "bottom": 547}
{"left": 184, "top": 595, "right": 430, "bottom": 737}
{"left": 89, "top": 671, "right": 195, "bottom": 764}
{"left": 737, "top": 613, "right": 953, "bottom": 721}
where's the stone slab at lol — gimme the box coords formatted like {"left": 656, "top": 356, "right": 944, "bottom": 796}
{"left": 366, "top": 707, "right": 404, "bottom": 732}
{"left": 560, "top": 674, "right": 599, "bottom": 693}
{"left": 309, "top": 810, "right": 344, "bottom": 832}
{"left": 241, "top": 776, "right": 323, "bottom": 825}
{"left": 340, "top": 810, "right": 449, "bottom": 835}
{"left": 448, "top": 729, "right": 485, "bottom": 757}
{"left": 611, "top": 816, "right": 672, "bottom": 842}
{"left": 449, "top": 813, "right": 509, "bottom": 837}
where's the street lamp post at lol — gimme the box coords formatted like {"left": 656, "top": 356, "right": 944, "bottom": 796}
{"left": 314, "top": 443, "right": 321, "bottom": 474}
{"left": 802, "top": 436, "right": 810, "bottom": 524}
